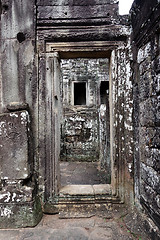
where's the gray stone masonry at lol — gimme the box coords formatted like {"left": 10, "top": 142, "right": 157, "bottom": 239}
{"left": 0, "top": 110, "right": 32, "bottom": 179}
{"left": 0, "top": 0, "right": 159, "bottom": 236}
{"left": 0, "top": 110, "right": 42, "bottom": 228}
{"left": 60, "top": 58, "right": 109, "bottom": 163}
{"left": 131, "top": 0, "right": 160, "bottom": 233}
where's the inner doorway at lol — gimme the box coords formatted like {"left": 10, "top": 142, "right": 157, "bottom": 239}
{"left": 59, "top": 57, "right": 111, "bottom": 186}
{"left": 40, "top": 42, "right": 126, "bottom": 211}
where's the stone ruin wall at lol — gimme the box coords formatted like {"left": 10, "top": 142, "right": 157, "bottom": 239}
{"left": 36, "top": 0, "right": 133, "bottom": 212}
{"left": 131, "top": 0, "right": 160, "bottom": 234}
{"left": 0, "top": 0, "right": 159, "bottom": 236}
{"left": 0, "top": 0, "right": 134, "bottom": 228}
{"left": 60, "top": 58, "right": 109, "bottom": 163}
{"left": 0, "top": 0, "right": 42, "bottom": 228}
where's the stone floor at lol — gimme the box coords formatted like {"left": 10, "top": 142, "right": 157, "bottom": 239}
{"left": 0, "top": 207, "right": 152, "bottom": 240}
{"left": 0, "top": 164, "right": 154, "bottom": 239}
{"left": 60, "top": 162, "right": 110, "bottom": 185}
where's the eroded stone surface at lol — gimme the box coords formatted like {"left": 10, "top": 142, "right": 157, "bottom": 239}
{"left": 59, "top": 185, "right": 94, "bottom": 196}
{"left": 0, "top": 211, "right": 152, "bottom": 240}
{"left": 131, "top": 0, "right": 160, "bottom": 232}
{"left": 0, "top": 110, "right": 32, "bottom": 180}
{"left": 60, "top": 162, "right": 109, "bottom": 185}
{"left": 60, "top": 58, "right": 109, "bottom": 163}
{"left": 0, "top": 230, "right": 20, "bottom": 240}
{"left": 0, "top": 0, "right": 159, "bottom": 236}
{"left": 89, "top": 228, "right": 113, "bottom": 240}
{"left": 93, "top": 184, "right": 111, "bottom": 195}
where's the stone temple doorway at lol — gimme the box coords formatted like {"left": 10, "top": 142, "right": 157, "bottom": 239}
{"left": 41, "top": 42, "right": 126, "bottom": 215}
{"left": 60, "top": 57, "right": 111, "bottom": 186}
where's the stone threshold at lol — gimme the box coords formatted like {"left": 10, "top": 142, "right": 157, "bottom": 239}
{"left": 42, "top": 184, "right": 122, "bottom": 217}
{"left": 58, "top": 184, "right": 122, "bottom": 218}
{"left": 59, "top": 184, "right": 112, "bottom": 196}
{"left": 58, "top": 184, "right": 121, "bottom": 204}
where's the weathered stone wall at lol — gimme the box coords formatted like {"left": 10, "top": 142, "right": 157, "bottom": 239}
{"left": 0, "top": 0, "right": 42, "bottom": 228}
{"left": 36, "top": 0, "right": 133, "bottom": 210}
{"left": 36, "top": 0, "right": 129, "bottom": 51}
{"left": 0, "top": 111, "right": 32, "bottom": 179}
{"left": 0, "top": 0, "right": 135, "bottom": 226}
{"left": 110, "top": 40, "right": 134, "bottom": 201}
{"left": 60, "top": 58, "right": 109, "bottom": 162}
{"left": 131, "top": 0, "right": 160, "bottom": 234}
{"left": 0, "top": 3, "right": 2, "bottom": 113}
{"left": 61, "top": 110, "right": 99, "bottom": 162}
{"left": 37, "top": 0, "right": 119, "bottom": 27}
{"left": 0, "top": 110, "right": 42, "bottom": 228}
{"left": 61, "top": 59, "right": 109, "bottom": 106}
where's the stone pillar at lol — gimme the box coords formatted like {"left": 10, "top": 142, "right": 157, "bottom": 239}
{"left": 0, "top": 0, "right": 42, "bottom": 228}
{"left": 0, "top": 110, "right": 42, "bottom": 228}
{"left": 38, "top": 53, "right": 62, "bottom": 213}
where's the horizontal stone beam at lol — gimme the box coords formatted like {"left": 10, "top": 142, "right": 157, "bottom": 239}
{"left": 37, "top": 5, "right": 118, "bottom": 20}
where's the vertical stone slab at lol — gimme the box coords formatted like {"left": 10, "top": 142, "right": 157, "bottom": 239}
{"left": 0, "top": 111, "right": 32, "bottom": 180}
{"left": 0, "top": 0, "right": 42, "bottom": 227}
{"left": 0, "top": 0, "right": 38, "bottom": 176}
{"left": 99, "top": 102, "right": 111, "bottom": 183}
{"left": 1, "top": 0, "right": 36, "bottom": 107}
{"left": 110, "top": 41, "right": 134, "bottom": 203}
{"left": 39, "top": 53, "right": 62, "bottom": 212}
{"left": 0, "top": 110, "right": 42, "bottom": 228}
{"left": 53, "top": 54, "right": 62, "bottom": 196}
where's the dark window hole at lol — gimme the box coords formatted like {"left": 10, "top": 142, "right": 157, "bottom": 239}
{"left": 100, "top": 81, "right": 109, "bottom": 104}
{"left": 3, "top": 4, "right": 8, "bottom": 11}
{"left": 22, "top": 177, "right": 32, "bottom": 187}
{"left": 74, "top": 82, "right": 86, "bottom": 105}
{"left": 17, "top": 32, "right": 26, "bottom": 43}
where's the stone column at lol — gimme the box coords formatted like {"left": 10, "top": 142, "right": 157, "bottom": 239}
{"left": 0, "top": 0, "right": 42, "bottom": 228}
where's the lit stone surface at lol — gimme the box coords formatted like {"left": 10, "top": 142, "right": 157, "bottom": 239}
{"left": 0, "top": 111, "right": 32, "bottom": 180}
{"left": 59, "top": 185, "right": 94, "bottom": 196}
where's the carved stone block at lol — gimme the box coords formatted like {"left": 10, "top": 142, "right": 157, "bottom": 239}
{"left": 0, "top": 110, "right": 32, "bottom": 180}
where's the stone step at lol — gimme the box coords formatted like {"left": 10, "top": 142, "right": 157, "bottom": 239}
{"left": 59, "top": 184, "right": 112, "bottom": 198}
{"left": 58, "top": 184, "right": 121, "bottom": 218}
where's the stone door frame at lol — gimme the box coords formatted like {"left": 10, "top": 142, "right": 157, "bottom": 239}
{"left": 38, "top": 40, "right": 126, "bottom": 212}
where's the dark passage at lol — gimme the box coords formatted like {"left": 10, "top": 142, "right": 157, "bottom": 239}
{"left": 74, "top": 82, "right": 86, "bottom": 105}
{"left": 100, "top": 81, "right": 109, "bottom": 104}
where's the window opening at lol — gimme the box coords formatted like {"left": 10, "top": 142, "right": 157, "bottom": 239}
{"left": 74, "top": 82, "right": 86, "bottom": 105}
{"left": 100, "top": 81, "right": 109, "bottom": 104}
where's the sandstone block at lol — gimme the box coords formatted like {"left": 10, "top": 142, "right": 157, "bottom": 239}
{"left": 0, "top": 111, "right": 32, "bottom": 180}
